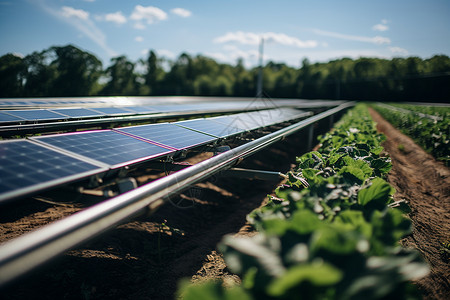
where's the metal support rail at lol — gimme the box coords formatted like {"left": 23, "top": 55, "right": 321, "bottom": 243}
{"left": 376, "top": 102, "right": 443, "bottom": 121}
{"left": 0, "top": 102, "right": 354, "bottom": 287}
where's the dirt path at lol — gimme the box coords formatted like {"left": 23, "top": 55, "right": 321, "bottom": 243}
{"left": 369, "top": 108, "right": 450, "bottom": 299}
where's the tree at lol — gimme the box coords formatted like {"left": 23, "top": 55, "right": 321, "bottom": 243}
{"left": 50, "top": 45, "right": 102, "bottom": 96}
{"left": 0, "top": 54, "right": 26, "bottom": 97}
{"left": 145, "top": 50, "right": 165, "bottom": 95}
{"left": 22, "top": 50, "right": 57, "bottom": 97}
{"left": 101, "top": 56, "right": 138, "bottom": 96}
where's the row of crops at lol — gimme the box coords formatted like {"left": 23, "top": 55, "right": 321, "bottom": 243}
{"left": 372, "top": 103, "right": 449, "bottom": 166}
{"left": 177, "top": 104, "right": 430, "bottom": 299}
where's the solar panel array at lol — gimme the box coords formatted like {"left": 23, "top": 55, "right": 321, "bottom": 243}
{"left": 0, "top": 101, "right": 272, "bottom": 125}
{"left": 33, "top": 130, "right": 174, "bottom": 169}
{"left": 117, "top": 123, "right": 218, "bottom": 150}
{"left": 0, "top": 107, "right": 311, "bottom": 203}
{"left": 0, "top": 97, "right": 337, "bottom": 127}
{"left": 0, "top": 140, "right": 105, "bottom": 201}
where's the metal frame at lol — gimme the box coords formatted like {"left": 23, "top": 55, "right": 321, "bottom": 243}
{"left": 0, "top": 102, "right": 354, "bottom": 287}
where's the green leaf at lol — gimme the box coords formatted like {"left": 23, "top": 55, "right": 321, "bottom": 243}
{"left": 310, "top": 225, "right": 362, "bottom": 255}
{"left": 267, "top": 262, "right": 342, "bottom": 296}
{"left": 289, "top": 209, "right": 323, "bottom": 234}
{"left": 370, "top": 158, "right": 392, "bottom": 175}
{"left": 334, "top": 210, "right": 372, "bottom": 239}
{"left": 358, "top": 178, "right": 395, "bottom": 207}
{"left": 178, "top": 279, "right": 253, "bottom": 300}
{"left": 338, "top": 166, "right": 367, "bottom": 184}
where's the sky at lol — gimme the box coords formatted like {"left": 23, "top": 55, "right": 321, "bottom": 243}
{"left": 0, "top": 0, "right": 449, "bottom": 68}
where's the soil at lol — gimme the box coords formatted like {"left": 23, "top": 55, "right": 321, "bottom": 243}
{"left": 1, "top": 110, "right": 449, "bottom": 299}
{"left": 369, "top": 108, "right": 450, "bottom": 300}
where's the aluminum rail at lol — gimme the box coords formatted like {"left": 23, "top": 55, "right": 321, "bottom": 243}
{"left": 0, "top": 102, "right": 354, "bottom": 287}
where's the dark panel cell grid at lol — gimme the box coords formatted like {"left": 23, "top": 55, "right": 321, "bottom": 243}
{"left": 121, "top": 106, "right": 157, "bottom": 114}
{"left": 175, "top": 119, "right": 242, "bottom": 138}
{"left": 90, "top": 107, "right": 134, "bottom": 115}
{"left": 50, "top": 108, "right": 106, "bottom": 118}
{"left": 119, "top": 123, "right": 217, "bottom": 150}
{"left": 35, "top": 130, "right": 172, "bottom": 167}
{"left": 0, "top": 140, "right": 99, "bottom": 196}
{"left": 0, "top": 112, "right": 25, "bottom": 123}
{"left": 5, "top": 109, "right": 66, "bottom": 121}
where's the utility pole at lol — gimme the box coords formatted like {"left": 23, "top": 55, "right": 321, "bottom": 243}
{"left": 256, "top": 37, "right": 264, "bottom": 98}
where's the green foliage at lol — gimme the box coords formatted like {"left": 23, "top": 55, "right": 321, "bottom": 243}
{"left": 373, "top": 103, "right": 449, "bottom": 166}
{"left": 177, "top": 279, "right": 252, "bottom": 300}
{"left": 178, "top": 104, "right": 428, "bottom": 299}
{"left": 1, "top": 45, "right": 449, "bottom": 99}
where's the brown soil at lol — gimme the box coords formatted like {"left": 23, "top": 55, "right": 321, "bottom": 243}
{"left": 369, "top": 108, "right": 450, "bottom": 300}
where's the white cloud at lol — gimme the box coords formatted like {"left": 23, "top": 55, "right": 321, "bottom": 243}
{"left": 372, "top": 24, "right": 388, "bottom": 31}
{"left": 40, "top": 4, "right": 117, "bottom": 57}
{"left": 205, "top": 45, "right": 260, "bottom": 67}
{"left": 373, "top": 19, "right": 389, "bottom": 31}
{"left": 134, "top": 22, "right": 146, "bottom": 30}
{"left": 97, "top": 11, "right": 127, "bottom": 25}
{"left": 312, "top": 29, "right": 391, "bottom": 45}
{"left": 265, "top": 32, "right": 318, "bottom": 48}
{"left": 214, "top": 31, "right": 318, "bottom": 48}
{"left": 214, "top": 31, "right": 260, "bottom": 45}
{"left": 61, "top": 6, "right": 89, "bottom": 20}
{"left": 130, "top": 5, "right": 167, "bottom": 28}
{"left": 389, "top": 46, "right": 408, "bottom": 55}
{"left": 135, "top": 36, "right": 144, "bottom": 42}
{"left": 171, "top": 8, "right": 192, "bottom": 18}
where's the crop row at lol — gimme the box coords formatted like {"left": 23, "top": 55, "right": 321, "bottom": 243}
{"left": 372, "top": 103, "right": 449, "bottom": 166}
{"left": 388, "top": 103, "right": 449, "bottom": 119}
{"left": 178, "top": 104, "right": 429, "bottom": 300}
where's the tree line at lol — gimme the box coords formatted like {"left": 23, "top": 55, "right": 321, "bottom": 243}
{"left": 1, "top": 44, "right": 449, "bottom": 102}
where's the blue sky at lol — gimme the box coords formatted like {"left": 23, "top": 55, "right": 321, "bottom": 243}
{"left": 1, "top": 0, "right": 449, "bottom": 68}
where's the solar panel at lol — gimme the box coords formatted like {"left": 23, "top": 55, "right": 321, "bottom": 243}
{"left": 122, "top": 106, "right": 157, "bottom": 114}
{"left": 50, "top": 108, "right": 106, "bottom": 118}
{"left": 4, "top": 109, "right": 67, "bottom": 121}
{"left": 0, "top": 140, "right": 103, "bottom": 202}
{"left": 0, "top": 112, "right": 25, "bottom": 123}
{"left": 209, "top": 114, "right": 261, "bottom": 131}
{"left": 33, "top": 130, "right": 174, "bottom": 168}
{"left": 148, "top": 105, "right": 194, "bottom": 113}
{"left": 117, "top": 123, "right": 217, "bottom": 150}
{"left": 90, "top": 107, "right": 134, "bottom": 116}
{"left": 174, "top": 118, "right": 242, "bottom": 138}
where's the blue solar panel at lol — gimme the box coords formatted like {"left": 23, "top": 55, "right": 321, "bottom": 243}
{"left": 121, "top": 106, "right": 157, "bottom": 114}
{"left": 175, "top": 118, "right": 242, "bottom": 138}
{"left": 90, "top": 107, "right": 134, "bottom": 115}
{"left": 0, "top": 140, "right": 102, "bottom": 202}
{"left": 50, "top": 108, "right": 106, "bottom": 118}
{"left": 209, "top": 114, "right": 260, "bottom": 131}
{"left": 118, "top": 123, "right": 217, "bottom": 150}
{"left": 0, "top": 112, "right": 25, "bottom": 123}
{"left": 34, "top": 130, "right": 174, "bottom": 168}
{"left": 148, "top": 105, "right": 193, "bottom": 113}
{"left": 5, "top": 109, "right": 66, "bottom": 121}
